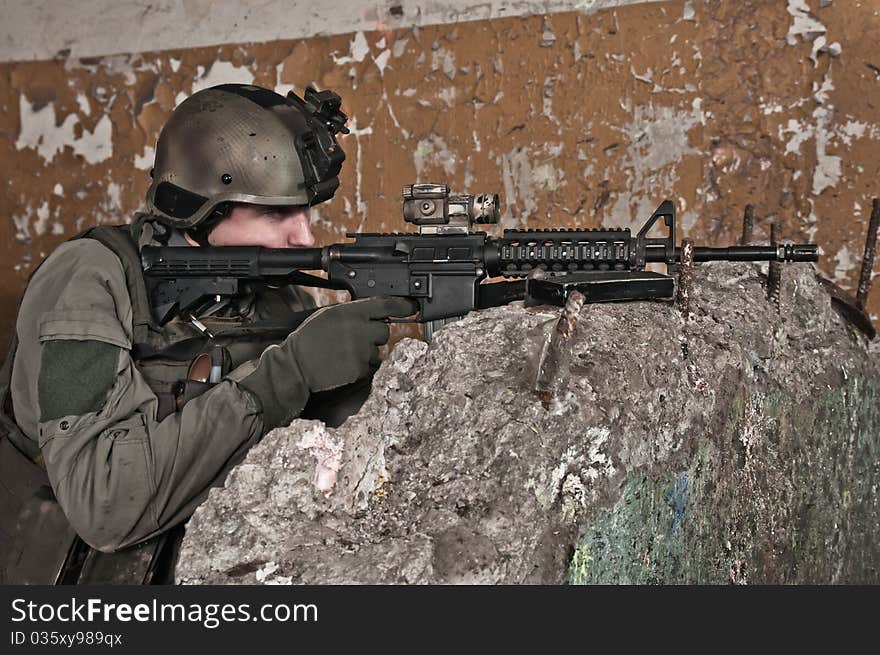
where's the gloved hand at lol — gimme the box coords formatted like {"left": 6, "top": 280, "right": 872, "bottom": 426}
{"left": 238, "top": 296, "right": 417, "bottom": 430}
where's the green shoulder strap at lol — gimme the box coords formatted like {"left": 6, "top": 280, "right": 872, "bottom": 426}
{"left": 71, "top": 221, "right": 158, "bottom": 347}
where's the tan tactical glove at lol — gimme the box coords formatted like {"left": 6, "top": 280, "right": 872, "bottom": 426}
{"left": 238, "top": 296, "right": 417, "bottom": 430}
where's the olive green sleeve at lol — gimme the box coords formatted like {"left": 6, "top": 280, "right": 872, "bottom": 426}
{"left": 20, "top": 239, "right": 287, "bottom": 553}
{"left": 38, "top": 359, "right": 268, "bottom": 552}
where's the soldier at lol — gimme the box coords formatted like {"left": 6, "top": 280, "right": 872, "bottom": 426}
{"left": 0, "top": 83, "right": 413, "bottom": 583}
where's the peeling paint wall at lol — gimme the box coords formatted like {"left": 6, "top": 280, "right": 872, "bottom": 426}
{"left": 0, "top": 0, "right": 666, "bottom": 62}
{"left": 2, "top": 0, "right": 879, "bottom": 349}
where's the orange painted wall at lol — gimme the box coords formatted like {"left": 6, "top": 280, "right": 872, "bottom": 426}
{"left": 2, "top": 0, "right": 878, "bottom": 350}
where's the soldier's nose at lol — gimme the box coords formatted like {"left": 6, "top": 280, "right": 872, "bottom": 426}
{"left": 288, "top": 212, "right": 315, "bottom": 247}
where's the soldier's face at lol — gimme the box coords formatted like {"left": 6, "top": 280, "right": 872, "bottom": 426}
{"left": 206, "top": 203, "right": 316, "bottom": 248}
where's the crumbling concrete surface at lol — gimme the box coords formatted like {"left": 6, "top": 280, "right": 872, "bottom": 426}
{"left": 176, "top": 262, "right": 880, "bottom": 584}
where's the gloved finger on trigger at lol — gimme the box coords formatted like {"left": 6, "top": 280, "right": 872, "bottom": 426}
{"left": 367, "top": 297, "right": 419, "bottom": 320}
{"left": 368, "top": 345, "right": 381, "bottom": 367}
{"left": 366, "top": 321, "right": 390, "bottom": 346}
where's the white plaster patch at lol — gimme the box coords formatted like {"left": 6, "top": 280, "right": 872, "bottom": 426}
{"left": 431, "top": 46, "right": 456, "bottom": 80}
{"left": 812, "top": 106, "right": 841, "bottom": 196}
{"left": 542, "top": 76, "right": 557, "bottom": 123}
{"left": 350, "top": 31, "right": 369, "bottom": 62}
{"left": 692, "top": 97, "right": 705, "bottom": 125}
{"left": 374, "top": 49, "right": 391, "bottom": 76}
{"left": 346, "top": 118, "right": 373, "bottom": 221}
{"left": 76, "top": 94, "right": 91, "bottom": 116}
{"left": 682, "top": 1, "right": 696, "bottom": 21}
{"left": 774, "top": 84, "right": 871, "bottom": 197}
{"left": 332, "top": 31, "right": 369, "bottom": 65}
{"left": 413, "top": 134, "right": 456, "bottom": 177}
{"left": 77, "top": 115, "right": 113, "bottom": 164}
{"left": 383, "top": 90, "right": 409, "bottom": 139}
{"left": 608, "top": 193, "right": 661, "bottom": 231}
{"left": 839, "top": 120, "right": 880, "bottom": 144}
{"left": 33, "top": 201, "right": 51, "bottom": 236}
{"left": 16, "top": 95, "right": 113, "bottom": 165}
{"left": 392, "top": 37, "right": 408, "bottom": 58}
{"left": 540, "top": 19, "right": 556, "bottom": 47}
{"left": 786, "top": 0, "right": 827, "bottom": 46}
{"left": 274, "top": 62, "right": 295, "bottom": 97}
{"left": 134, "top": 145, "right": 155, "bottom": 171}
{"left": 16, "top": 96, "right": 76, "bottom": 163}
{"left": 190, "top": 60, "right": 254, "bottom": 95}
{"left": 809, "top": 35, "right": 840, "bottom": 65}
{"left": 12, "top": 212, "right": 30, "bottom": 243}
{"left": 833, "top": 245, "right": 857, "bottom": 286}
{"left": 781, "top": 119, "right": 811, "bottom": 156}
{"left": 812, "top": 75, "right": 834, "bottom": 104}
{"left": 438, "top": 86, "right": 456, "bottom": 108}
{"left": 630, "top": 65, "right": 653, "bottom": 85}
{"left": 607, "top": 103, "right": 701, "bottom": 229}
{"left": 52, "top": 183, "right": 64, "bottom": 196}
{"left": 532, "top": 163, "right": 564, "bottom": 191}
{"left": 106, "top": 182, "right": 122, "bottom": 209}
{"left": 621, "top": 104, "right": 701, "bottom": 179}
{"left": 680, "top": 210, "right": 698, "bottom": 233}
{"left": 840, "top": 121, "right": 866, "bottom": 144}
{"left": 500, "top": 147, "right": 536, "bottom": 220}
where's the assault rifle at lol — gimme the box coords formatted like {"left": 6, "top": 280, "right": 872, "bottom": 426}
{"left": 141, "top": 184, "right": 819, "bottom": 338}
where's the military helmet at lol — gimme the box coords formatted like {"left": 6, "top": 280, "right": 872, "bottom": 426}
{"left": 145, "top": 83, "right": 349, "bottom": 229}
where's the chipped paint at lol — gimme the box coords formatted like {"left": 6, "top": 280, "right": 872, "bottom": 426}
{"left": 500, "top": 147, "right": 538, "bottom": 221}
{"left": 682, "top": 1, "right": 695, "bottom": 21}
{"left": 833, "top": 245, "right": 858, "bottom": 285}
{"left": 32, "top": 201, "right": 51, "bottom": 236}
{"left": 15, "top": 95, "right": 113, "bottom": 164}
{"left": 620, "top": 104, "right": 701, "bottom": 182}
{"left": 782, "top": 119, "right": 810, "bottom": 156}
{"left": 812, "top": 106, "right": 841, "bottom": 196}
{"left": 0, "top": 1, "right": 670, "bottom": 62}
{"left": 609, "top": 102, "right": 702, "bottom": 229}
{"left": 414, "top": 134, "right": 457, "bottom": 178}
{"left": 190, "top": 60, "right": 255, "bottom": 97}
{"left": 134, "top": 145, "right": 155, "bottom": 171}
{"left": 786, "top": 0, "right": 827, "bottom": 46}
{"left": 332, "top": 31, "right": 370, "bottom": 66}
{"left": 2, "top": 0, "right": 880, "bottom": 349}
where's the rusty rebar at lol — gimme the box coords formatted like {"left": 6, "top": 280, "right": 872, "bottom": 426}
{"left": 678, "top": 238, "right": 695, "bottom": 359}
{"left": 740, "top": 204, "right": 755, "bottom": 245}
{"left": 856, "top": 198, "right": 880, "bottom": 309}
{"left": 767, "top": 222, "right": 782, "bottom": 310}
{"left": 677, "top": 238, "right": 695, "bottom": 321}
{"left": 536, "top": 290, "right": 586, "bottom": 409}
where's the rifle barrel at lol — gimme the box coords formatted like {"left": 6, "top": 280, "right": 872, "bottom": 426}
{"left": 645, "top": 244, "right": 818, "bottom": 263}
